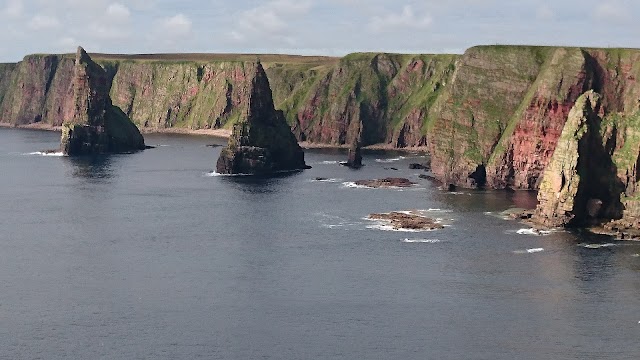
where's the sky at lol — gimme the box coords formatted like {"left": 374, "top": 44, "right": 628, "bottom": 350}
{"left": 1, "top": 0, "right": 639, "bottom": 62}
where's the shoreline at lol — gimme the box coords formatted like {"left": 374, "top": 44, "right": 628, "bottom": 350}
{"left": 0, "top": 123, "right": 430, "bottom": 153}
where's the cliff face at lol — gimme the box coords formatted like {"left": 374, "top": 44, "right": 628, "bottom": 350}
{"left": 288, "top": 53, "right": 456, "bottom": 147}
{"left": 427, "top": 46, "right": 640, "bottom": 192}
{"left": 215, "top": 62, "right": 307, "bottom": 175}
{"left": 0, "top": 55, "right": 75, "bottom": 126}
{"left": 2, "top": 46, "right": 640, "bottom": 190}
{"left": 0, "top": 52, "right": 457, "bottom": 151}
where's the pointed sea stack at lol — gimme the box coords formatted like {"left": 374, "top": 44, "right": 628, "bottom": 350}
{"left": 61, "top": 46, "right": 145, "bottom": 155}
{"left": 344, "top": 139, "right": 363, "bottom": 168}
{"left": 215, "top": 62, "right": 308, "bottom": 175}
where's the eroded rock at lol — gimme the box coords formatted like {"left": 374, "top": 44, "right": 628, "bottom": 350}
{"left": 368, "top": 211, "right": 444, "bottom": 231}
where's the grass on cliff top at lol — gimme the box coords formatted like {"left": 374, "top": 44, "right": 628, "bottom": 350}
{"left": 61, "top": 53, "right": 341, "bottom": 67}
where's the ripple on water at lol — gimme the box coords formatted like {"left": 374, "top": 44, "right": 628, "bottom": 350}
{"left": 402, "top": 238, "right": 442, "bottom": 244}
{"left": 513, "top": 248, "right": 545, "bottom": 254}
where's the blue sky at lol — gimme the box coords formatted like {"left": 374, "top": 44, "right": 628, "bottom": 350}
{"left": 1, "top": 0, "right": 639, "bottom": 62}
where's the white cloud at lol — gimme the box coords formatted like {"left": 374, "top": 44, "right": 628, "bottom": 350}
{"left": 27, "top": 14, "right": 60, "bottom": 30}
{"left": 369, "top": 5, "right": 432, "bottom": 32}
{"left": 52, "top": 36, "right": 78, "bottom": 53}
{"left": 229, "top": 0, "right": 312, "bottom": 44}
{"left": 594, "top": 1, "right": 629, "bottom": 21}
{"left": 107, "top": 3, "right": 130, "bottom": 20}
{"left": 536, "top": 4, "right": 554, "bottom": 20}
{"left": 161, "top": 13, "right": 192, "bottom": 36}
{"left": 4, "top": 0, "right": 23, "bottom": 17}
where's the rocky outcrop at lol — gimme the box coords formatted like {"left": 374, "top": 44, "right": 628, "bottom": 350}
{"left": 367, "top": 211, "right": 444, "bottom": 231}
{"left": 61, "top": 47, "right": 145, "bottom": 155}
{"left": 215, "top": 62, "right": 307, "bottom": 175}
{"left": 354, "top": 178, "right": 416, "bottom": 188}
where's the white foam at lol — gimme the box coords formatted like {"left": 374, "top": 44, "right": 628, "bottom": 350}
{"left": 375, "top": 156, "right": 405, "bottom": 163}
{"left": 204, "top": 171, "right": 253, "bottom": 177}
{"left": 320, "top": 160, "right": 340, "bottom": 165}
{"left": 579, "top": 243, "right": 618, "bottom": 249}
{"left": 514, "top": 228, "right": 553, "bottom": 236}
{"left": 448, "top": 191, "right": 472, "bottom": 196}
{"left": 402, "top": 238, "right": 441, "bottom": 243}
{"left": 364, "top": 216, "right": 441, "bottom": 233}
{"left": 631, "top": 254, "right": 640, "bottom": 258}
{"left": 342, "top": 181, "right": 374, "bottom": 189}
{"left": 366, "top": 223, "right": 436, "bottom": 233}
{"left": 25, "top": 151, "right": 64, "bottom": 157}
{"left": 513, "top": 248, "right": 545, "bottom": 254}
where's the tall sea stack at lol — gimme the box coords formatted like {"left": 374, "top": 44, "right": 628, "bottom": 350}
{"left": 216, "top": 61, "right": 308, "bottom": 175}
{"left": 61, "top": 47, "right": 145, "bottom": 155}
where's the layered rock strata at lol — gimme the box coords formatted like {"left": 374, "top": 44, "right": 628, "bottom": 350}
{"left": 61, "top": 47, "right": 145, "bottom": 155}
{"left": 215, "top": 62, "right": 307, "bottom": 175}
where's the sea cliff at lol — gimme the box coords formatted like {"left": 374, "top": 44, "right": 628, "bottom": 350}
{"left": 2, "top": 46, "right": 640, "bottom": 195}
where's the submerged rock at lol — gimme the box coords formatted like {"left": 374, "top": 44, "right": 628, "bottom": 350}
{"left": 61, "top": 47, "right": 145, "bottom": 156}
{"left": 354, "top": 177, "right": 416, "bottom": 188}
{"left": 409, "top": 163, "right": 429, "bottom": 170}
{"left": 368, "top": 211, "right": 444, "bottom": 231}
{"left": 215, "top": 61, "right": 308, "bottom": 175}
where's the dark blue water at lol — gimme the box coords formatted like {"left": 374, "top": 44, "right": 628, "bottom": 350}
{"left": 1, "top": 128, "right": 639, "bottom": 359}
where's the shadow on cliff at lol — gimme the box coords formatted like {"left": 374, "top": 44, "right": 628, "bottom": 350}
{"left": 571, "top": 108, "right": 625, "bottom": 226}
{"left": 65, "top": 155, "right": 114, "bottom": 181}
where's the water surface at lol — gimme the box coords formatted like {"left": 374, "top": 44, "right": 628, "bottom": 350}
{"left": 1, "top": 128, "right": 638, "bottom": 359}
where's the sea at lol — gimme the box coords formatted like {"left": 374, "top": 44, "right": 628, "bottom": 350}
{"left": 0, "top": 128, "right": 638, "bottom": 359}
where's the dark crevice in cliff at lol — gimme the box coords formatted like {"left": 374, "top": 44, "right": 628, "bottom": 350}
{"left": 196, "top": 66, "right": 204, "bottom": 82}
{"left": 43, "top": 56, "right": 59, "bottom": 96}
{"left": 582, "top": 50, "right": 603, "bottom": 95}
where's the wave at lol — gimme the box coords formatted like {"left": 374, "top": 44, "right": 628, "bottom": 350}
{"left": 579, "top": 243, "right": 618, "bottom": 249}
{"left": 513, "top": 228, "right": 553, "bottom": 236}
{"left": 402, "top": 238, "right": 442, "bottom": 243}
{"left": 24, "top": 151, "right": 64, "bottom": 157}
{"left": 424, "top": 208, "right": 453, "bottom": 213}
{"left": 341, "top": 182, "right": 374, "bottom": 189}
{"left": 513, "top": 248, "right": 545, "bottom": 254}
